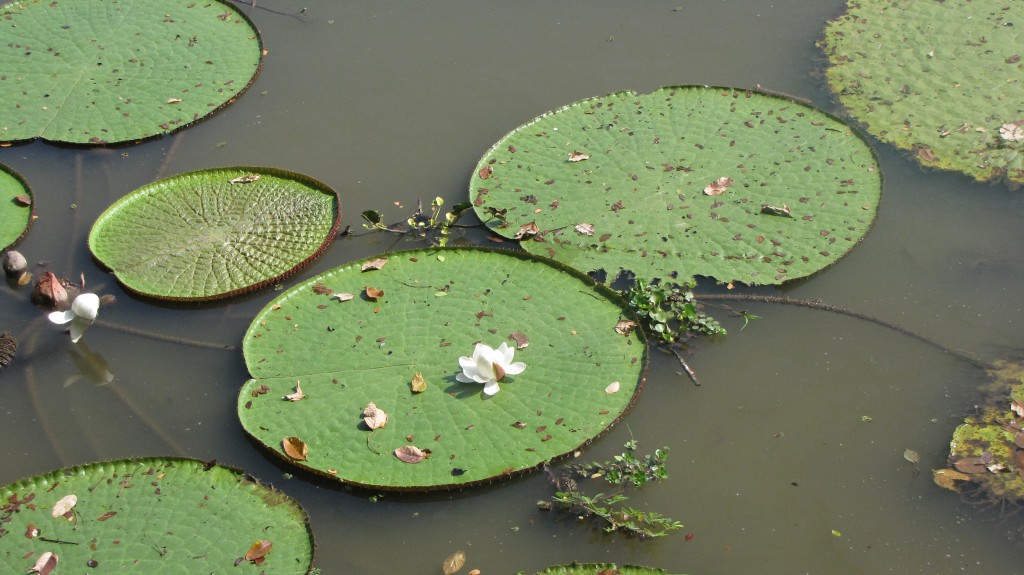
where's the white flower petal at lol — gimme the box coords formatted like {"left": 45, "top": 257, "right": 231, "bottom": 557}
{"left": 503, "top": 361, "right": 526, "bottom": 376}
{"left": 72, "top": 293, "right": 100, "bottom": 321}
{"left": 496, "top": 342, "right": 515, "bottom": 364}
{"left": 483, "top": 381, "right": 501, "bottom": 396}
{"left": 48, "top": 310, "right": 75, "bottom": 325}
{"left": 69, "top": 318, "right": 93, "bottom": 343}
{"left": 458, "top": 355, "right": 476, "bottom": 370}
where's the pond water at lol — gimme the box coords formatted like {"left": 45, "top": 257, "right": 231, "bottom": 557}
{"left": 2, "top": 0, "right": 1024, "bottom": 573}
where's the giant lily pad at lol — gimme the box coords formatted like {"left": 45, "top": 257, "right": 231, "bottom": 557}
{"left": 88, "top": 167, "right": 341, "bottom": 301}
{"left": 0, "top": 457, "right": 313, "bottom": 574}
{"left": 470, "top": 86, "right": 881, "bottom": 286}
{"left": 239, "top": 248, "right": 647, "bottom": 490}
{"left": 0, "top": 0, "right": 263, "bottom": 145}
{"left": 517, "top": 564, "right": 684, "bottom": 575}
{"left": 820, "top": 0, "right": 1024, "bottom": 184}
{"left": 0, "top": 163, "right": 32, "bottom": 250}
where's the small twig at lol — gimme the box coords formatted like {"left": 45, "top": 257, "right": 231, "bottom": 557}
{"left": 38, "top": 537, "right": 79, "bottom": 545}
{"left": 668, "top": 344, "right": 701, "bottom": 386}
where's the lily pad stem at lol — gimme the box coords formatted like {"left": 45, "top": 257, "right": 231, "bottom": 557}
{"left": 95, "top": 320, "right": 235, "bottom": 350}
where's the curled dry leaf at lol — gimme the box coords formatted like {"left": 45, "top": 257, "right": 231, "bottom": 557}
{"left": 509, "top": 331, "right": 529, "bottom": 350}
{"left": 166, "top": 97, "right": 183, "bottom": 104}
{"left": 442, "top": 550, "right": 467, "bottom": 575}
{"left": 33, "top": 272, "right": 69, "bottom": 310}
{"left": 567, "top": 150, "right": 590, "bottom": 162}
{"left": 332, "top": 292, "right": 354, "bottom": 302}
{"left": 13, "top": 194, "right": 31, "bottom": 207}
{"left": 953, "top": 457, "right": 988, "bottom": 474}
{"left": 513, "top": 221, "right": 539, "bottom": 240}
{"left": 395, "top": 445, "right": 428, "bottom": 463}
{"left": 361, "top": 258, "right": 389, "bottom": 272}
{"left": 245, "top": 540, "right": 273, "bottom": 565}
{"left": 574, "top": 223, "right": 595, "bottom": 236}
{"left": 28, "top": 551, "right": 57, "bottom": 575}
{"left": 932, "top": 468, "right": 973, "bottom": 491}
{"left": 50, "top": 494, "right": 77, "bottom": 518}
{"left": 282, "top": 436, "right": 309, "bottom": 461}
{"left": 999, "top": 120, "right": 1024, "bottom": 142}
{"left": 229, "top": 174, "right": 261, "bottom": 184}
{"left": 903, "top": 448, "right": 919, "bottom": 465}
{"left": 760, "top": 203, "right": 793, "bottom": 218}
{"left": 364, "top": 286, "right": 384, "bottom": 300}
{"left": 284, "top": 381, "right": 306, "bottom": 401}
{"left": 703, "top": 176, "right": 733, "bottom": 195}
{"left": 363, "top": 402, "right": 388, "bottom": 430}
{"left": 605, "top": 381, "right": 620, "bottom": 395}
{"left": 410, "top": 371, "right": 427, "bottom": 393}
{"left": 614, "top": 319, "right": 637, "bottom": 336}
{"left": 24, "top": 524, "right": 39, "bottom": 538}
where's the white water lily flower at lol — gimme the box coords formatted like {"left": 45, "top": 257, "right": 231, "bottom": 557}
{"left": 456, "top": 342, "right": 526, "bottom": 396}
{"left": 48, "top": 293, "right": 100, "bottom": 343}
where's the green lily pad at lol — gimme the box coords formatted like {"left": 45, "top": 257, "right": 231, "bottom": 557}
{"left": 0, "top": 0, "right": 263, "bottom": 145}
{"left": 0, "top": 164, "right": 33, "bottom": 250}
{"left": 88, "top": 167, "right": 341, "bottom": 301}
{"left": 239, "top": 248, "right": 647, "bottom": 490}
{"left": 820, "top": 0, "right": 1024, "bottom": 184}
{"left": 517, "top": 564, "right": 684, "bottom": 575}
{"left": 0, "top": 457, "right": 313, "bottom": 574}
{"left": 470, "top": 86, "right": 881, "bottom": 286}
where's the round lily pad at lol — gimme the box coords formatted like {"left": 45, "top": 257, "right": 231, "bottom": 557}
{"left": 517, "top": 564, "right": 683, "bottom": 575}
{"left": 0, "top": 164, "right": 33, "bottom": 250}
{"left": 469, "top": 86, "right": 882, "bottom": 286}
{"left": 820, "top": 0, "right": 1024, "bottom": 184}
{"left": 88, "top": 167, "right": 341, "bottom": 301}
{"left": 0, "top": 0, "right": 263, "bottom": 145}
{"left": 239, "top": 248, "right": 647, "bottom": 491}
{"left": 0, "top": 457, "right": 313, "bottom": 574}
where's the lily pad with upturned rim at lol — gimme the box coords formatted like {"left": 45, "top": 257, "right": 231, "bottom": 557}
{"left": 88, "top": 167, "right": 341, "bottom": 301}
{"left": 0, "top": 0, "right": 263, "bottom": 145}
{"left": 0, "top": 163, "right": 33, "bottom": 251}
{"left": 820, "top": 0, "right": 1024, "bottom": 184}
{"left": 470, "top": 86, "right": 882, "bottom": 286}
{"left": 0, "top": 457, "right": 313, "bottom": 574}
{"left": 238, "top": 248, "right": 647, "bottom": 491}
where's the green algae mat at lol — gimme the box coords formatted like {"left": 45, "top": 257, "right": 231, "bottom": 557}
{"left": 0, "top": 0, "right": 263, "bottom": 145}
{"left": 470, "top": 86, "right": 882, "bottom": 287}
{"left": 88, "top": 167, "right": 341, "bottom": 301}
{"left": 239, "top": 248, "right": 647, "bottom": 490}
{"left": 0, "top": 458, "right": 313, "bottom": 574}
{"left": 821, "top": 0, "right": 1023, "bottom": 184}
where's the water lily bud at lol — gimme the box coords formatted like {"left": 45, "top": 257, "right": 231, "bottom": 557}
{"left": 3, "top": 250, "right": 27, "bottom": 276}
{"left": 72, "top": 293, "right": 100, "bottom": 321}
{"left": 32, "top": 272, "right": 69, "bottom": 310}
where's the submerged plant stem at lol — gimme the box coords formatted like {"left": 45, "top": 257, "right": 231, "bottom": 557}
{"left": 95, "top": 320, "right": 235, "bottom": 351}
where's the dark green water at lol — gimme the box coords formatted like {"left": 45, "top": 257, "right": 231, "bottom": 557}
{"left": 2, "top": 1, "right": 1024, "bottom": 573}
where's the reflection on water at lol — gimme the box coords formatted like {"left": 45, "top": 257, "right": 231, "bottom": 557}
{"left": 2, "top": 0, "right": 1024, "bottom": 573}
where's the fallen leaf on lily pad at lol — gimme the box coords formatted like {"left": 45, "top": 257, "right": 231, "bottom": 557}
{"left": 953, "top": 456, "right": 988, "bottom": 474}
{"left": 513, "top": 221, "right": 539, "bottom": 240}
{"left": 332, "top": 292, "right": 354, "bottom": 302}
{"left": 28, "top": 552, "right": 57, "bottom": 575}
{"left": 509, "top": 331, "right": 529, "bottom": 350}
{"left": 703, "top": 176, "right": 733, "bottom": 195}
{"left": 229, "top": 174, "right": 261, "bottom": 184}
{"left": 363, "top": 402, "right": 388, "bottom": 430}
{"left": 411, "top": 372, "right": 427, "bottom": 393}
{"left": 365, "top": 287, "right": 384, "bottom": 300}
{"left": 614, "top": 320, "right": 637, "bottom": 336}
{"left": 567, "top": 151, "right": 590, "bottom": 162}
{"left": 282, "top": 436, "right": 309, "bottom": 461}
{"left": 245, "top": 540, "right": 272, "bottom": 565}
{"left": 760, "top": 203, "right": 792, "bottom": 218}
{"left": 574, "top": 223, "right": 595, "bottom": 236}
{"left": 442, "top": 550, "right": 466, "bottom": 575}
{"left": 361, "top": 258, "right": 389, "bottom": 272}
{"left": 50, "top": 494, "right": 77, "bottom": 518}
{"left": 395, "top": 445, "right": 429, "bottom": 464}
{"left": 605, "top": 381, "right": 620, "bottom": 395}
{"left": 284, "top": 381, "right": 306, "bottom": 401}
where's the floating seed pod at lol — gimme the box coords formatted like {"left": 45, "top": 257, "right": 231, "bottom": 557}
{"left": 0, "top": 332, "right": 17, "bottom": 370}
{"left": 32, "top": 272, "right": 69, "bottom": 310}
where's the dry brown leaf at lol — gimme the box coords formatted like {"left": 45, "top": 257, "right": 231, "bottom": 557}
{"left": 50, "top": 494, "right": 77, "bottom": 518}
{"left": 509, "top": 331, "right": 529, "bottom": 350}
{"left": 28, "top": 551, "right": 57, "bottom": 575}
{"left": 932, "top": 468, "right": 973, "bottom": 491}
{"left": 442, "top": 550, "right": 467, "bottom": 575}
{"left": 14, "top": 194, "right": 31, "bottom": 206}
{"left": 24, "top": 524, "right": 39, "bottom": 538}
{"left": 332, "top": 292, "right": 354, "bottom": 302}
{"left": 229, "top": 174, "right": 261, "bottom": 184}
{"left": 513, "top": 221, "right": 539, "bottom": 240}
{"left": 953, "top": 457, "right": 987, "bottom": 474}
{"left": 703, "top": 176, "right": 733, "bottom": 195}
{"left": 574, "top": 223, "right": 595, "bottom": 236}
{"left": 284, "top": 381, "right": 306, "bottom": 401}
{"left": 363, "top": 402, "right": 388, "bottom": 430}
{"left": 364, "top": 286, "right": 384, "bottom": 300}
{"left": 245, "top": 540, "right": 273, "bottom": 564}
{"left": 760, "top": 203, "right": 793, "bottom": 218}
{"left": 361, "top": 258, "right": 389, "bottom": 272}
{"left": 410, "top": 372, "right": 427, "bottom": 393}
{"left": 282, "top": 436, "right": 309, "bottom": 461}
{"left": 395, "top": 445, "right": 428, "bottom": 464}
{"left": 605, "top": 381, "right": 620, "bottom": 395}
{"left": 567, "top": 151, "right": 590, "bottom": 162}
{"left": 614, "top": 320, "right": 637, "bottom": 336}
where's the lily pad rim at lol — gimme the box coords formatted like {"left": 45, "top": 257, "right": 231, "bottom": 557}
{"left": 239, "top": 245, "right": 650, "bottom": 492}
{"left": 469, "top": 83, "right": 885, "bottom": 286}
{"left": 0, "top": 0, "right": 265, "bottom": 148}
{"left": 88, "top": 165, "right": 342, "bottom": 302}
{"left": 0, "top": 162, "right": 34, "bottom": 250}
